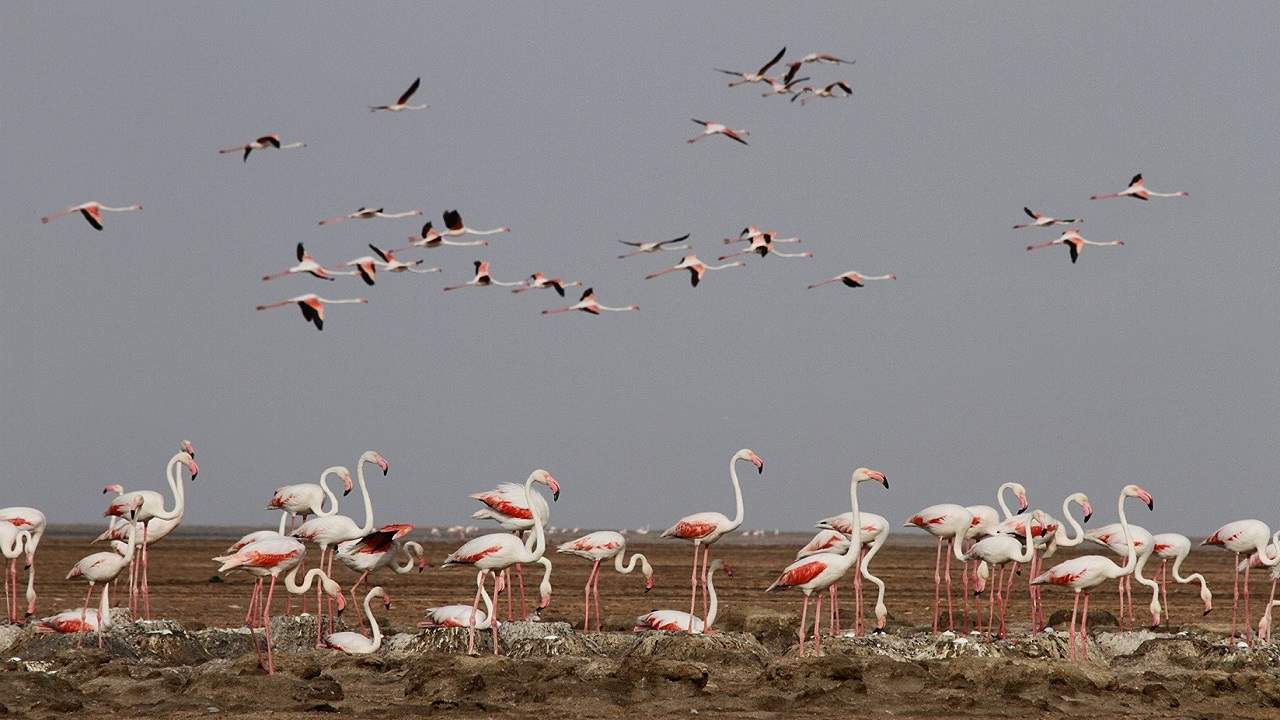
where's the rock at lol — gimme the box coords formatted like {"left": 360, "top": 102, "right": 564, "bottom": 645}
{"left": 625, "top": 631, "right": 769, "bottom": 666}
{"left": 1047, "top": 609, "right": 1118, "bottom": 628}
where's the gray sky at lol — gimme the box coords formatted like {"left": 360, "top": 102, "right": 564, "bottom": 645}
{"left": 2, "top": 3, "right": 1277, "bottom": 534}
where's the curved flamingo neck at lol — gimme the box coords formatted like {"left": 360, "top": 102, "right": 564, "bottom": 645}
{"left": 1058, "top": 495, "right": 1087, "bottom": 546}
{"left": 285, "top": 567, "right": 326, "bottom": 594}
{"left": 353, "top": 457, "right": 376, "bottom": 534}
{"left": 704, "top": 566, "right": 720, "bottom": 630}
{"left": 152, "top": 453, "right": 187, "bottom": 521}
{"left": 476, "top": 572, "right": 495, "bottom": 628}
{"left": 317, "top": 467, "right": 346, "bottom": 516}
{"left": 728, "top": 455, "right": 745, "bottom": 529}
{"left": 615, "top": 550, "right": 650, "bottom": 576}
{"left": 364, "top": 592, "right": 382, "bottom": 648}
{"left": 277, "top": 512, "right": 288, "bottom": 535}
{"left": 0, "top": 529, "right": 32, "bottom": 558}
{"left": 1258, "top": 530, "right": 1280, "bottom": 567}
{"left": 1113, "top": 491, "right": 1137, "bottom": 576}
{"left": 1013, "top": 513, "right": 1035, "bottom": 563}
{"left": 996, "top": 483, "right": 1017, "bottom": 518}
{"left": 394, "top": 542, "right": 423, "bottom": 573}
{"left": 536, "top": 557, "right": 553, "bottom": 602}
{"left": 99, "top": 584, "right": 112, "bottom": 629}
{"left": 522, "top": 473, "right": 546, "bottom": 560}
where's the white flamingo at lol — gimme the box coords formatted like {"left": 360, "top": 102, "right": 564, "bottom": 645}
{"left": 41, "top": 201, "right": 141, "bottom": 231}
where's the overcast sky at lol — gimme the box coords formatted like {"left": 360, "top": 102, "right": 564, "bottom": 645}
{"left": 2, "top": 3, "right": 1277, "bottom": 535}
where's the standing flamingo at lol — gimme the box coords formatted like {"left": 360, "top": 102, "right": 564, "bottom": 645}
{"left": 394, "top": 221, "right": 488, "bottom": 251}
{"left": 262, "top": 243, "right": 353, "bottom": 282}
{"left": 687, "top": 119, "right": 750, "bottom": 146}
{"left": 662, "top": 449, "right": 764, "bottom": 632}
{"left": 469, "top": 471, "right": 561, "bottom": 620}
{"left": 1012, "top": 207, "right": 1080, "bottom": 229}
{"left": 1086, "top": 523, "right": 1158, "bottom": 627}
{"left": 903, "top": 503, "right": 974, "bottom": 633}
{"left": 1202, "top": 520, "right": 1280, "bottom": 644}
{"left": 807, "top": 271, "right": 895, "bottom": 290}
{"left": 617, "top": 234, "right": 691, "bottom": 259}
{"left": 766, "top": 468, "right": 888, "bottom": 655}
{"left": 1150, "top": 533, "right": 1213, "bottom": 625}
{"left": 556, "top": 530, "right": 654, "bottom": 632}
{"left": 512, "top": 272, "right": 581, "bottom": 297}
{"left": 41, "top": 201, "right": 141, "bottom": 231}
{"left": 443, "top": 261, "right": 525, "bottom": 291}
{"left": 715, "top": 46, "right": 787, "bottom": 86}
{"left": 442, "top": 210, "right": 509, "bottom": 237}
{"left": 214, "top": 535, "right": 308, "bottom": 671}
{"left": 318, "top": 207, "right": 423, "bottom": 225}
{"left": 255, "top": 294, "right": 368, "bottom": 331}
{"left": 335, "top": 523, "right": 425, "bottom": 627}
{"left": 0, "top": 506, "right": 46, "bottom": 622}
{"left": 812, "top": 510, "right": 891, "bottom": 634}
{"left": 267, "top": 466, "right": 353, "bottom": 537}
{"left": 420, "top": 570, "right": 498, "bottom": 648}
{"left": 94, "top": 500, "right": 182, "bottom": 616}
{"left": 369, "top": 77, "right": 428, "bottom": 112}
{"left": 66, "top": 518, "right": 137, "bottom": 648}
{"left": 0, "top": 523, "right": 35, "bottom": 624}
{"left": 217, "top": 134, "right": 305, "bottom": 162}
{"left": 635, "top": 560, "right": 731, "bottom": 634}
{"left": 542, "top": 287, "right": 638, "bottom": 316}
{"left": 645, "top": 254, "right": 745, "bottom": 287}
{"left": 1000, "top": 492, "right": 1093, "bottom": 632}
{"left": 1031, "top": 485, "right": 1154, "bottom": 660}
{"left": 963, "top": 508, "right": 1039, "bottom": 638}
{"left": 1090, "top": 173, "right": 1188, "bottom": 201}
{"left": 965, "top": 482, "right": 1030, "bottom": 621}
{"left": 1026, "top": 229, "right": 1123, "bottom": 264}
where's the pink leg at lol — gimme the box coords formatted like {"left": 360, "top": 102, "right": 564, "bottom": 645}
{"left": 467, "top": 574, "right": 483, "bottom": 655}
{"left": 987, "top": 565, "right": 1000, "bottom": 638}
{"left": 97, "top": 587, "right": 107, "bottom": 649}
{"left": 798, "top": 594, "right": 809, "bottom": 655}
{"left": 1244, "top": 562, "right": 1253, "bottom": 644}
{"left": 491, "top": 572, "right": 501, "bottom": 655}
{"left": 245, "top": 580, "right": 260, "bottom": 627}
{"left": 504, "top": 568, "right": 514, "bottom": 620}
{"left": 592, "top": 564, "right": 604, "bottom": 632}
{"left": 77, "top": 583, "right": 94, "bottom": 647}
{"left": 262, "top": 575, "right": 277, "bottom": 674}
{"left": 350, "top": 572, "right": 369, "bottom": 631}
{"left": 828, "top": 586, "right": 837, "bottom": 636}
{"left": 515, "top": 562, "right": 528, "bottom": 620}
{"left": 1231, "top": 554, "right": 1240, "bottom": 644}
{"left": 1068, "top": 591, "right": 1080, "bottom": 661}
{"left": 689, "top": 544, "right": 700, "bottom": 633}
{"left": 1080, "top": 592, "right": 1090, "bottom": 660}
{"left": 943, "top": 540, "right": 954, "bottom": 630}
{"left": 1002, "top": 561, "right": 1016, "bottom": 637}
{"left": 582, "top": 561, "right": 599, "bottom": 632}
{"left": 1117, "top": 578, "right": 1126, "bottom": 631}
{"left": 961, "top": 559, "right": 970, "bottom": 633}
{"left": 813, "top": 593, "right": 824, "bottom": 656}
{"left": 141, "top": 524, "right": 150, "bottom": 619}
{"left": 3, "top": 559, "right": 9, "bottom": 623}
{"left": 1159, "top": 561, "right": 1169, "bottom": 626}
{"left": 932, "top": 538, "right": 943, "bottom": 633}
{"left": 700, "top": 546, "right": 711, "bottom": 629}
{"left": 325, "top": 550, "right": 337, "bottom": 635}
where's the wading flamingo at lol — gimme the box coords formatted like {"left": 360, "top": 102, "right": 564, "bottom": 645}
{"left": 255, "top": 294, "right": 368, "bottom": 331}
{"left": 1012, "top": 207, "right": 1080, "bottom": 229}
{"left": 715, "top": 46, "right": 787, "bottom": 86}
{"left": 442, "top": 209, "right": 509, "bottom": 237}
{"left": 41, "top": 202, "right": 141, "bottom": 231}
{"left": 443, "top": 260, "right": 524, "bottom": 291}
{"left": 791, "top": 81, "right": 853, "bottom": 105}
{"left": 324, "top": 589, "right": 390, "bottom": 654}
{"left": 67, "top": 518, "right": 137, "bottom": 648}
{"left": 636, "top": 560, "right": 731, "bottom": 634}
{"left": 0, "top": 506, "right": 46, "bottom": 621}
{"left": 687, "top": 119, "right": 749, "bottom": 146}
{"left": 1150, "top": 533, "right": 1213, "bottom": 625}
{"left": 645, "top": 254, "right": 745, "bottom": 287}
{"left": 662, "top": 449, "right": 764, "bottom": 632}
{"left": 218, "top": 134, "right": 304, "bottom": 162}
{"left": 1026, "top": 229, "right": 1123, "bottom": 264}
{"left": 556, "top": 530, "right": 654, "bottom": 632}
{"left": 963, "top": 510, "right": 1038, "bottom": 638}
{"left": 318, "top": 207, "right": 423, "bottom": 225}
{"left": 1202, "top": 520, "right": 1280, "bottom": 644}
{"left": 617, "top": 234, "right": 691, "bottom": 258}
{"left": 1090, "top": 173, "right": 1187, "bottom": 201}
{"left": 542, "top": 287, "right": 638, "bottom": 316}
{"left": 370, "top": 77, "right": 428, "bottom": 112}
{"left": 470, "top": 472, "right": 562, "bottom": 620}
{"left": 1031, "top": 484, "right": 1154, "bottom": 660}
{"left": 394, "top": 221, "right": 488, "bottom": 251}
{"left": 904, "top": 503, "right": 973, "bottom": 633}
{"left": 336, "top": 523, "right": 425, "bottom": 627}
{"left": 262, "top": 243, "right": 354, "bottom": 282}
{"left": 512, "top": 272, "right": 582, "bottom": 297}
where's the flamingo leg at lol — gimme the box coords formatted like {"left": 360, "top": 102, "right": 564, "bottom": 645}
{"left": 129, "top": 548, "right": 139, "bottom": 615}
{"left": 1159, "top": 560, "right": 1170, "bottom": 626}
{"left": 943, "top": 539, "right": 955, "bottom": 630}
{"left": 349, "top": 571, "right": 370, "bottom": 631}
{"left": 827, "top": 585, "right": 837, "bottom": 636}
{"left": 1068, "top": 591, "right": 1080, "bottom": 661}
{"left": 504, "top": 568, "right": 513, "bottom": 621}
{"left": 813, "top": 593, "right": 824, "bottom": 656}
{"left": 1002, "top": 561, "right": 1016, "bottom": 638}
{"left": 798, "top": 594, "right": 809, "bottom": 656}
{"left": 467, "top": 574, "right": 482, "bottom": 655}
{"left": 1127, "top": 575, "right": 1136, "bottom": 623}
{"left": 932, "top": 538, "right": 943, "bottom": 633}
{"left": 987, "top": 565, "right": 1000, "bottom": 639}
{"left": 592, "top": 563, "right": 604, "bottom": 632}
{"left": 1080, "top": 591, "right": 1091, "bottom": 661}
{"left": 700, "top": 546, "right": 711, "bottom": 630}
{"left": 2, "top": 559, "right": 9, "bottom": 623}
{"left": 515, "top": 562, "right": 528, "bottom": 620}
{"left": 1230, "top": 554, "right": 1240, "bottom": 644}
{"left": 141, "top": 524, "right": 151, "bottom": 620}
{"left": 1117, "top": 577, "right": 1126, "bottom": 631}
{"left": 491, "top": 572, "right": 501, "bottom": 655}
{"left": 961, "top": 558, "right": 970, "bottom": 633}
{"left": 326, "top": 549, "right": 338, "bottom": 635}
{"left": 1244, "top": 562, "right": 1253, "bottom": 644}
{"left": 854, "top": 542, "right": 865, "bottom": 635}
{"left": 97, "top": 587, "right": 107, "bottom": 649}
{"left": 582, "top": 561, "right": 598, "bottom": 632}
{"left": 77, "top": 582, "right": 94, "bottom": 647}
{"left": 688, "top": 543, "right": 699, "bottom": 633}
{"left": 262, "top": 575, "right": 277, "bottom": 674}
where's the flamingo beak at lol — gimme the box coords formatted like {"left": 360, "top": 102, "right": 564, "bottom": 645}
{"left": 1139, "top": 491, "right": 1154, "bottom": 510}
{"left": 417, "top": 557, "right": 429, "bottom": 573}
{"left": 342, "top": 473, "right": 354, "bottom": 496}
{"left": 377, "top": 457, "right": 389, "bottom": 475}
{"left": 751, "top": 455, "right": 764, "bottom": 473}
{"left": 545, "top": 475, "right": 561, "bottom": 502}
{"left": 644, "top": 577, "right": 654, "bottom": 593}
{"left": 187, "top": 459, "right": 200, "bottom": 479}
{"left": 335, "top": 594, "right": 347, "bottom": 614}
{"left": 875, "top": 472, "right": 888, "bottom": 489}
{"left": 1017, "top": 495, "right": 1029, "bottom": 514}
{"left": 1082, "top": 502, "right": 1093, "bottom": 523}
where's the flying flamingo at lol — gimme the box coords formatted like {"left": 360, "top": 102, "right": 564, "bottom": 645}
{"left": 556, "top": 530, "right": 654, "bottom": 632}
{"left": 0, "top": 523, "right": 35, "bottom": 624}
{"left": 1202, "top": 519, "right": 1280, "bottom": 644}
{"left": 66, "top": 517, "right": 138, "bottom": 647}
{"left": 0, "top": 506, "right": 46, "bottom": 622}
{"left": 715, "top": 46, "right": 787, "bottom": 86}
{"left": 635, "top": 560, "right": 731, "bottom": 634}
{"left": 419, "top": 570, "right": 498, "bottom": 653}
{"left": 759, "top": 63, "right": 809, "bottom": 97}
{"left": 333, "top": 244, "right": 440, "bottom": 285}
{"left": 512, "top": 272, "right": 581, "bottom": 297}
{"left": 469, "top": 471, "right": 562, "bottom": 619}
{"left": 217, "top": 134, "right": 305, "bottom": 162}
{"left": 1012, "top": 207, "right": 1080, "bottom": 229}
{"left": 645, "top": 254, "right": 745, "bottom": 287}
{"left": 395, "top": 221, "right": 488, "bottom": 251}
{"left": 443, "top": 260, "right": 525, "bottom": 291}
{"left": 961, "top": 509, "right": 1038, "bottom": 638}
{"left": 662, "top": 448, "right": 764, "bottom": 633}
{"left": 1026, "top": 229, "right": 1124, "bottom": 264}
{"left": 443, "top": 469, "right": 558, "bottom": 654}
{"left": 370, "top": 77, "right": 428, "bottom": 112}
{"left": 442, "top": 209, "right": 509, "bottom": 237}
{"left": 790, "top": 81, "right": 853, "bottom": 105}
{"left": 617, "top": 234, "right": 691, "bottom": 259}
{"left": 903, "top": 503, "right": 974, "bottom": 633}
{"left": 813, "top": 510, "right": 891, "bottom": 634}
{"left": 719, "top": 234, "right": 812, "bottom": 261}
{"left": 318, "top": 207, "right": 423, "bottom": 225}
{"left": 1031, "top": 484, "right": 1154, "bottom": 660}
{"left": 766, "top": 467, "right": 888, "bottom": 655}
{"left": 41, "top": 201, "right": 141, "bottom": 231}
{"left": 1150, "top": 533, "right": 1213, "bottom": 625}
{"left": 998, "top": 492, "right": 1093, "bottom": 632}
{"left": 255, "top": 294, "right": 368, "bottom": 331}
{"left": 807, "top": 271, "right": 895, "bottom": 290}
{"left": 262, "top": 243, "right": 354, "bottom": 282}
{"left": 1086, "top": 523, "right": 1158, "bottom": 627}
{"left": 542, "top": 287, "right": 639, "bottom": 316}
{"left": 103, "top": 449, "right": 198, "bottom": 619}
{"left": 335, "top": 523, "right": 425, "bottom": 627}
{"left": 1090, "top": 173, "right": 1188, "bottom": 201}
{"left": 799, "top": 52, "right": 855, "bottom": 65}
{"left": 687, "top": 119, "right": 750, "bottom": 146}
{"left": 725, "top": 226, "right": 800, "bottom": 245}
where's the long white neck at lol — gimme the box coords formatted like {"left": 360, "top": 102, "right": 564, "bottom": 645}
{"left": 152, "top": 453, "right": 186, "bottom": 521}
{"left": 522, "top": 473, "right": 546, "bottom": 561}
{"left": 996, "top": 483, "right": 1017, "bottom": 518}
{"left": 536, "top": 557, "right": 553, "bottom": 605}
{"left": 1133, "top": 549, "right": 1161, "bottom": 619}
{"left": 99, "top": 584, "right": 112, "bottom": 629}
{"left": 475, "top": 572, "right": 495, "bottom": 629}
{"left": 1057, "top": 495, "right": 1087, "bottom": 547}
{"left": 277, "top": 512, "right": 288, "bottom": 535}
{"left": 728, "top": 455, "right": 744, "bottom": 528}
{"left": 1013, "top": 513, "right": 1036, "bottom": 563}
{"left": 364, "top": 592, "right": 382, "bottom": 649}
{"left": 121, "top": 521, "right": 139, "bottom": 563}
{"left": 353, "top": 457, "right": 375, "bottom": 534}
{"left": 844, "top": 475, "right": 862, "bottom": 562}
{"left": 1257, "top": 530, "right": 1280, "bottom": 567}
{"left": 614, "top": 549, "right": 651, "bottom": 577}
{"left": 285, "top": 566, "right": 328, "bottom": 595}
{"left": 393, "top": 542, "right": 423, "bottom": 574}
{"left": 317, "top": 467, "right": 345, "bottom": 516}
{"left": 1111, "top": 491, "right": 1137, "bottom": 577}
{"left": 704, "top": 566, "right": 720, "bottom": 630}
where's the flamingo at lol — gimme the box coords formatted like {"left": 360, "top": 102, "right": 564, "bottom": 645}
{"left": 812, "top": 511, "right": 891, "bottom": 634}
{"left": 443, "top": 260, "right": 525, "bottom": 291}
{"left": 964, "top": 482, "right": 1030, "bottom": 622}
{"left": 1202, "top": 520, "right": 1280, "bottom": 644}
{"left": 291, "top": 451, "right": 388, "bottom": 638}
{"left": 512, "top": 272, "right": 582, "bottom": 297}
{"left": 1012, "top": 207, "right": 1080, "bottom": 229}
{"left": 645, "top": 254, "right": 745, "bottom": 287}
{"left": 760, "top": 63, "right": 809, "bottom": 97}
{"left": 0, "top": 506, "right": 46, "bottom": 622}
{"left": 725, "top": 226, "right": 800, "bottom": 245}
{"left": 1090, "top": 173, "right": 1188, "bottom": 201}
{"left": 102, "top": 450, "right": 197, "bottom": 619}
{"left": 998, "top": 492, "right": 1093, "bottom": 632}
{"left": 799, "top": 52, "right": 855, "bottom": 65}
{"left": 318, "top": 207, "right": 423, "bottom": 225}
{"left": 715, "top": 46, "right": 787, "bottom": 86}
{"left": 542, "top": 287, "right": 638, "bottom": 316}
{"left": 470, "top": 471, "right": 562, "bottom": 620}
{"left": 903, "top": 503, "right": 974, "bottom": 633}
{"left": 255, "top": 294, "right": 368, "bottom": 331}
{"left": 442, "top": 209, "right": 509, "bottom": 237}
{"left": 35, "top": 581, "right": 112, "bottom": 636}
{"left": 1150, "top": 533, "right": 1213, "bottom": 625}
{"left": 556, "top": 530, "right": 654, "bottom": 632}
{"left": 214, "top": 536, "right": 312, "bottom": 672}
{"left": 443, "top": 469, "right": 558, "bottom": 654}
{"left": 262, "top": 243, "right": 354, "bottom": 282}
{"left": 1026, "top": 229, "right": 1123, "bottom": 264}
{"left": 419, "top": 569, "right": 498, "bottom": 646}
{"left": 66, "top": 518, "right": 138, "bottom": 647}
{"left": 369, "top": 77, "right": 428, "bottom": 112}
{"left": 807, "top": 271, "right": 895, "bottom": 290}
{"left": 41, "top": 201, "right": 141, "bottom": 231}
{"left": 687, "top": 119, "right": 750, "bottom": 146}
{"left": 335, "top": 523, "right": 425, "bottom": 627}
{"left": 267, "top": 465, "right": 352, "bottom": 614}
{"left": 1086, "top": 523, "right": 1158, "bottom": 627}
{"left": 766, "top": 467, "right": 888, "bottom": 655}
{"left": 93, "top": 500, "right": 182, "bottom": 616}
{"left": 1031, "top": 484, "right": 1154, "bottom": 660}
{"left": 394, "top": 221, "right": 488, "bottom": 251}
{"left": 617, "top": 234, "right": 691, "bottom": 259}
{"left": 0, "top": 523, "right": 35, "bottom": 624}
{"left": 662, "top": 448, "right": 764, "bottom": 632}
{"left": 217, "top": 134, "right": 304, "bottom": 162}
{"left": 719, "top": 234, "right": 812, "bottom": 261}
{"left": 961, "top": 509, "right": 1039, "bottom": 638}
{"left": 333, "top": 244, "right": 439, "bottom": 285}
{"left": 790, "top": 81, "right": 853, "bottom": 106}
{"left": 635, "top": 560, "right": 730, "bottom": 634}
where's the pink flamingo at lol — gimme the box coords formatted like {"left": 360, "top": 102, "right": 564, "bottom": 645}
{"left": 394, "top": 221, "right": 489, "bottom": 251}
{"left": 556, "top": 530, "right": 654, "bottom": 632}
{"left": 41, "top": 201, "right": 141, "bottom": 231}
{"left": 1026, "top": 229, "right": 1123, "bottom": 264}
{"left": 903, "top": 503, "right": 973, "bottom": 633}
{"left": 1086, "top": 523, "right": 1158, "bottom": 627}
{"left": 687, "top": 119, "right": 750, "bottom": 146}
{"left": 35, "top": 581, "right": 112, "bottom": 636}
{"left": 255, "top": 294, "right": 368, "bottom": 331}
{"left": 759, "top": 62, "right": 809, "bottom": 97}
{"left": 807, "top": 271, "right": 895, "bottom": 290}
{"left": 617, "top": 234, "right": 691, "bottom": 259}
{"left": 217, "top": 134, "right": 304, "bottom": 162}
{"left": 442, "top": 209, "right": 509, "bottom": 237}
{"left": 636, "top": 560, "right": 730, "bottom": 634}
{"left": 1012, "top": 207, "right": 1080, "bottom": 229}
{"left": 715, "top": 47, "right": 787, "bottom": 86}
{"left": 420, "top": 570, "right": 497, "bottom": 644}
{"left": 267, "top": 465, "right": 353, "bottom": 538}
{"left": 318, "top": 207, "right": 423, "bottom": 225}
{"left": 0, "top": 523, "right": 36, "bottom": 624}
{"left": 766, "top": 468, "right": 888, "bottom": 655}
{"left": 93, "top": 505, "right": 181, "bottom": 616}
{"left": 998, "top": 492, "right": 1093, "bottom": 632}
{"left": 962, "top": 509, "right": 1039, "bottom": 638}
{"left": 0, "top": 506, "right": 46, "bottom": 622}
{"left": 66, "top": 517, "right": 138, "bottom": 647}
{"left": 443, "top": 260, "right": 525, "bottom": 291}
{"left": 645, "top": 254, "right": 745, "bottom": 287}
{"left": 812, "top": 511, "right": 891, "bottom": 634}
{"left": 1150, "top": 533, "right": 1213, "bottom": 625}
{"left": 470, "top": 472, "right": 562, "bottom": 620}
{"left": 1090, "top": 173, "right": 1187, "bottom": 201}
{"left": 332, "top": 244, "right": 440, "bottom": 285}
{"left": 323, "top": 587, "right": 391, "bottom": 654}
{"left": 798, "top": 52, "right": 855, "bottom": 65}
{"left": 512, "top": 272, "right": 582, "bottom": 297}
{"left": 1031, "top": 484, "right": 1154, "bottom": 660}
{"left": 964, "top": 482, "right": 1029, "bottom": 622}
{"left": 662, "top": 449, "right": 764, "bottom": 632}
{"left": 262, "top": 243, "right": 354, "bottom": 282}
{"left": 719, "top": 233, "right": 812, "bottom": 261}
{"left": 370, "top": 77, "right": 428, "bottom": 112}
{"left": 542, "top": 287, "right": 639, "bottom": 316}
{"left": 791, "top": 81, "right": 853, "bottom": 105}
{"left": 335, "top": 523, "right": 425, "bottom": 627}
{"left": 1202, "top": 520, "right": 1280, "bottom": 644}
{"left": 725, "top": 226, "right": 800, "bottom": 245}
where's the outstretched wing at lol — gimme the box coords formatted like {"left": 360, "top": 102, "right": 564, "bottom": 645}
{"left": 398, "top": 77, "right": 421, "bottom": 105}
{"left": 369, "top": 244, "right": 392, "bottom": 263}
{"left": 1024, "top": 207, "right": 1039, "bottom": 219}
{"left": 296, "top": 242, "right": 306, "bottom": 262}
{"left": 444, "top": 209, "right": 464, "bottom": 231}
{"left": 757, "top": 46, "right": 787, "bottom": 75}
{"left": 658, "top": 234, "right": 691, "bottom": 246}
{"left": 1128, "top": 173, "right": 1143, "bottom": 187}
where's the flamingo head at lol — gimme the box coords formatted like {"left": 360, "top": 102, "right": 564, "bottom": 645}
{"left": 533, "top": 469, "right": 560, "bottom": 501}
{"left": 363, "top": 452, "right": 389, "bottom": 475}
{"left": 1070, "top": 493, "right": 1093, "bottom": 523}
{"left": 102, "top": 484, "right": 124, "bottom": 495}
{"left": 334, "top": 592, "right": 347, "bottom": 615}
{"left": 340, "top": 469, "right": 354, "bottom": 495}
{"left": 128, "top": 496, "right": 145, "bottom": 519}
{"left": 1201, "top": 585, "right": 1213, "bottom": 615}
{"left": 180, "top": 453, "right": 199, "bottom": 480}
{"left": 537, "top": 589, "right": 552, "bottom": 612}
{"left": 644, "top": 575, "right": 655, "bottom": 593}
{"left": 1124, "top": 484, "right": 1154, "bottom": 510}
{"left": 853, "top": 467, "right": 888, "bottom": 489}
{"left": 738, "top": 449, "right": 764, "bottom": 474}
{"left": 1009, "top": 482, "right": 1029, "bottom": 514}
{"left": 382, "top": 591, "right": 393, "bottom": 611}
{"left": 180, "top": 440, "right": 196, "bottom": 458}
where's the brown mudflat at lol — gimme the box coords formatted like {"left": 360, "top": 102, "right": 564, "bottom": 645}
{"left": 2, "top": 532, "right": 1277, "bottom": 719}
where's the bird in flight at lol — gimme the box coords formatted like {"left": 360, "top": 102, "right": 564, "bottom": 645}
{"left": 645, "top": 254, "right": 745, "bottom": 287}
{"left": 443, "top": 261, "right": 525, "bottom": 291}
{"left": 1012, "top": 207, "right": 1080, "bottom": 229}
{"left": 217, "top": 134, "right": 305, "bottom": 162}
{"left": 512, "top": 272, "right": 582, "bottom": 297}
{"left": 394, "top": 221, "right": 489, "bottom": 252}
{"left": 542, "top": 288, "right": 638, "bottom": 316}
{"left": 41, "top": 201, "right": 142, "bottom": 231}
{"left": 1090, "top": 173, "right": 1188, "bottom": 201}
{"left": 333, "top": 244, "right": 440, "bottom": 285}
{"left": 256, "top": 294, "right": 368, "bottom": 331}
{"left": 442, "top": 210, "right": 509, "bottom": 237}
{"left": 807, "top": 271, "right": 896, "bottom": 290}
{"left": 688, "top": 119, "right": 749, "bottom": 146}
{"left": 720, "top": 233, "right": 812, "bottom": 261}
{"left": 1026, "top": 229, "right": 1124, "bottom": 263}
{"left": 724, "top": 226, "right": 799, "bottom": 245}
{"left": 760, "top": 63, "right": 809, "bottom": 97}
{"left": 370, "top": 77, "right": 428, "bottom": 112}
{"left": 715, "top": 47, "right": 787, "bottom": 87}
{"left": 797, "top": 52, "right": 855, "bottom": 66}
{"left": 617, "top": 234, "right": 691, "bottom": 259}
{"left": 262, "top": 243, "right": 352, "bottom": 282}
{"left": 791, "top": 81, "right": 853, "bottom": 106}
{"left": 318, "top": 207, "right": 424, "bottom": 225}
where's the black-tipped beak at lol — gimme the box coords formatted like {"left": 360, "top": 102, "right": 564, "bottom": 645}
{"left": 344, "top": 488, "right": 352, "bottom": 496}
{"left": 1204, "top": 608, "right": 1212, "bottom": 616}
{"left": 1017, "top": 506, "right": 1028, "bottom": 515}
{"left": 881, "top": 477, "right": 889, "bottom": 489}
{"left": 382, "top": 467, "right": 389, "bottom": 476}
{"left": 1145, "top": 499, "right": 1154, "bottom": 511}
{"left": 1083, "top": 513, "right": 1093, "bottom": 523}
{"left": 552, "top": 490, "right": 560, "bottom": 502}
{"left": 757, "top": 463, "right": 764, "bottom": 475}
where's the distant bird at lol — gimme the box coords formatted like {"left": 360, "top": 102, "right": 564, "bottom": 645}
{"left": 715, "top": 46, "right": 788, "bottom": 86}
{"left": 807, "top": 271, "right": 896, "bottom": 290}
{"left": 256, "top": 294, "right": 368, "bottom": 331}
{"left": 318, "top": 207, "right": 423, "bottom": 225}
{"left": 396, "top": 221, "right": 488, "bottom": 251}
{"left": 443, "top": 260, "right": 524, "bottom": 291}
{"left": 798, "top": 52, "right": 855, "bottom": 65}
{"left": 1026, "top": 229, "right": 1123, "bottom": 264}
{"left": 41, "top": 201, "right": 141, "bottom": 231}
{"left": 218, "top": 134, "right": 305, "bottom": 162}
{"left": 442, "top": 210, "right": 509, "bottom": 237}
{"left": 334, "top": 245, "right": 440, "bottom": 285}
{"left": 369, "top": 77, "right": 428, "bottom": 112}
{"left": 725, "top": 226, "right": 800, "bottom": 245}
{"left": 719, "top": 233, "right": 812, "bottom": 261}
{"left": 512, "top": 272, "right": 581, "bottom": 297}
{"left": 262, "top": 243, "right": 352, "bottom": 282}
{"left": 617, "top": 234, "right": 691, "bottom": 258}
{"left": 542, "top": 287, "right": 638, "bottom": 316}
{"left": 1012, "top": 207, "right": 1080, "bottom": 229}
{"left": 645, "top": 254, "right": 744, "bottom": 287}
{"left": 791, "top": 81, "right": 853, "bottom": 105}
{"left": 687, "top": 119, "right": 749, "bottom": 146}
{"left": 1090, "top": 173, "right": 1187, "bottom": 201}
{"left": 760, "top": 63, "right": 809, "bottom": 97}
